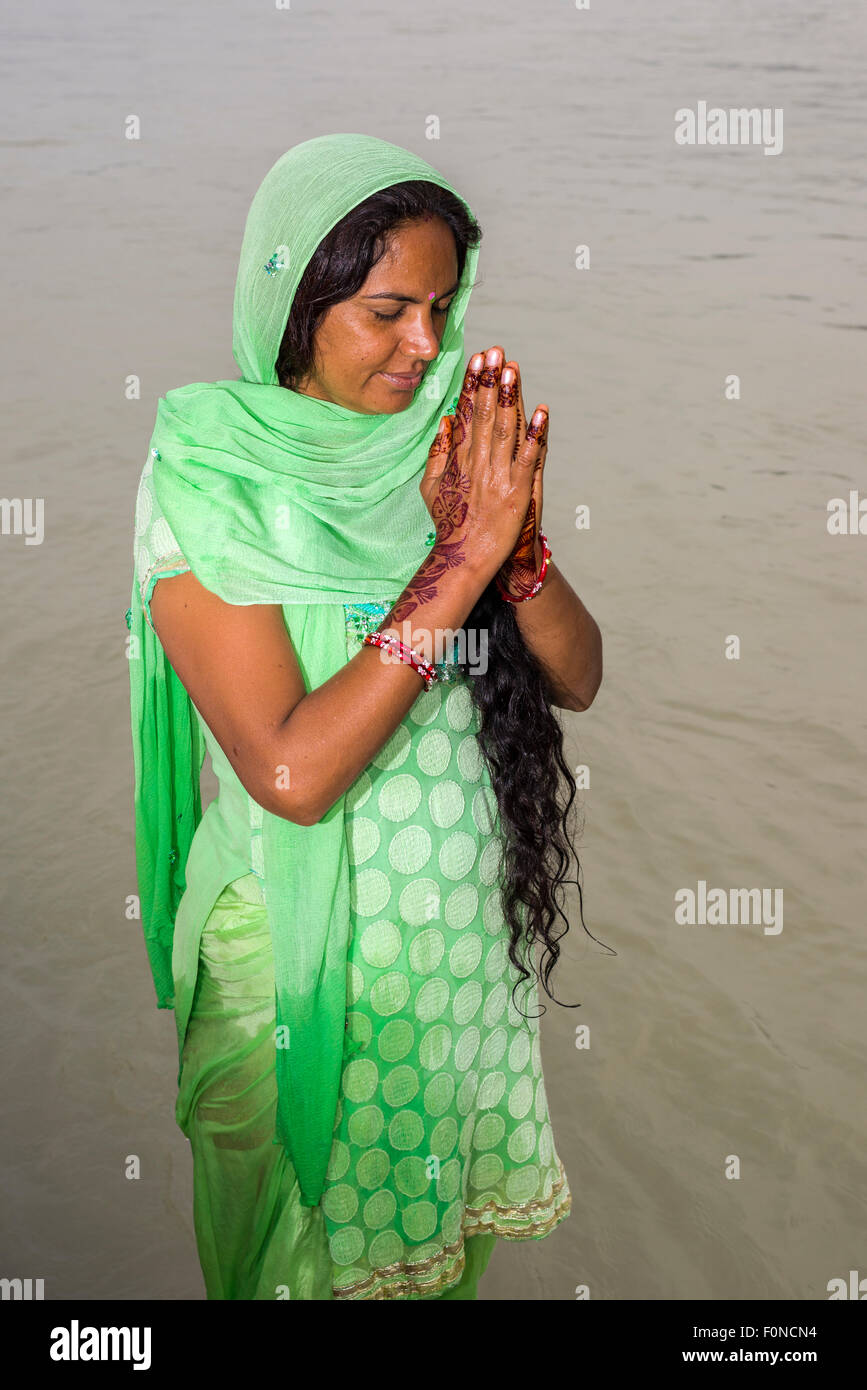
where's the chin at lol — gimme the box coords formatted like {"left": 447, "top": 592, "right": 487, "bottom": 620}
{"left": 369, "top": 389, "right": 413, "bottom": 415}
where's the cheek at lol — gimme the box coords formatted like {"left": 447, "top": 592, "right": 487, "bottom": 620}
{"left": 325, "top": 312, "right": 399, "bottom": 384}
{"left": 336, "top": 318, "right": 370, "bottom": 358}
{"left": 319, "top": 316, "right": 369, "bottom": 376}
{"left": 350, "top": 326, "right": 395, "bottom": 376}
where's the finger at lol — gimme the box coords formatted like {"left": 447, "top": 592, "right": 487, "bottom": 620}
{"left": 491, "top": 363, "right": 519, "bottom": 474}
{"left": 469, "top": 346, "right": 505, "bottom": 473}
{"left": 532, "top": 420, "right": 547, "bottom": 479}
{"left": 453, "top": 351, "right": 484, "bottom": 445}
{"left": 516, "top": 405, "right": 549, "bottom": 473}
{"left": 505, "top": 359, "right": 527, "bottom": 462}
{"left": 531, "top": 442, "right": 544, "bottom": 533}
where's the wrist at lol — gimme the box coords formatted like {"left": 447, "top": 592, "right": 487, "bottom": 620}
{"left": 430, "top": 538, "right": 502, "bottom": 590}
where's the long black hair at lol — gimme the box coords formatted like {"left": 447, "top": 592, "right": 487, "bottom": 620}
{"left": 275, "top": 180, "right": 608, "bottom": 1020}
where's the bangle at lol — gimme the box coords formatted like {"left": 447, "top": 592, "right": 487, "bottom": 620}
{"left": 495, "top": 531, "right": 552, "bottom": 603}
{"left": 362, "top": 630, "right": 439, "bottom": 692}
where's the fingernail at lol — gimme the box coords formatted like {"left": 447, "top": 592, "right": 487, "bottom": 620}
{"left": 485, "top": 347, "right": 501, "bottom": 366}
{"left": 469, "top": 353, "right": 484, "bottom": 371}
{"left": 500, "top": 367, "right": 515, "bottom": 384}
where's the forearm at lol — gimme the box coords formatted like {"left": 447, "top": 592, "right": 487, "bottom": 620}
{"left": 510, "top": 539, "right": 602, "bottom": 712}
{"left": 268, "top": 548, "right": 494, "bottom": 824}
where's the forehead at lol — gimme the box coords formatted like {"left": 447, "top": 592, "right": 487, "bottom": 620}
{"left": 363, "top": 217, "right": 458, "bottom": 286}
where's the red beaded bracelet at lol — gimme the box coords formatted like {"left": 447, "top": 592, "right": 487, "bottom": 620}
{"left": 495, "top": 531, "right": 552, "bottom": 603}
{"left": 362, "top": 630, "right": 438, "bottom": 691}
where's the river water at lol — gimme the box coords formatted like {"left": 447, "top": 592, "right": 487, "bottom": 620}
{"left": 0, "top": 0, "right": 864, "bottom": 1299}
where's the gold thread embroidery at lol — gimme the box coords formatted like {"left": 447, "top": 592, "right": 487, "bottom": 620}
{"left": 464, "top": 1162, "right": 570, "bottom": 1221}
{"left": 332, "top": 1158, "right": 570, "bottom": 1300}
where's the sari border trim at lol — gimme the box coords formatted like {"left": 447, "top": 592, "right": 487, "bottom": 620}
{"left": 139, "top": 550, "right": 190, "bottom": 634}
{"left": 331, "top": 1156, "right": 571, "bottom": 1300}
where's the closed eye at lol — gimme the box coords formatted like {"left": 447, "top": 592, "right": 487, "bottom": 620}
{"left": 373, "top": 297, "right": 455, "bottom": 323}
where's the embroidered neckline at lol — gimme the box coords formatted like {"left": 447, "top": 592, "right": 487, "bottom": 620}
{"left": 344, "top": 601, "right": 463, "bottom": 682}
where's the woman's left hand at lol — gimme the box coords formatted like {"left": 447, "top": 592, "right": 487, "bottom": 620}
{"left": 496, "top": 358, "right": 547, "bottom": 595}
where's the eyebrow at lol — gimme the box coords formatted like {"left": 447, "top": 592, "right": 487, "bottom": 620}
{"left": 361, "top": 280, "right": 460, "bottom": 303}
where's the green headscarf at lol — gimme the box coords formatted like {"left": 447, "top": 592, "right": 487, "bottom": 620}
{"left": 128, "top": 133, "right": 480, "bottom": 1207}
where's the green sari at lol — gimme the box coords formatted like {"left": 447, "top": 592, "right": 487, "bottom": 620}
{"left": 128, "top": 134, "right": 571, "bottom": 1299}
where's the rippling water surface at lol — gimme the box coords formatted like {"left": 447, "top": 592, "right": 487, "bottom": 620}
{"left": 0, "top": 0, "right": 864, "bottom": 1299}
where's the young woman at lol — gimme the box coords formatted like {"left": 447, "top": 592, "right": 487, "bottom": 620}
{"left": 127, "top": 133, "right": 602, "bottom": 1301}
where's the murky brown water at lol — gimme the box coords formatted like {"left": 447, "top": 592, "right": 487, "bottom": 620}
{"left": 1, "top": 0, "right": 864, "bottom": 1299}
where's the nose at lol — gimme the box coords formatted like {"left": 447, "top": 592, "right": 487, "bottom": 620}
{"left": 400, "top": 308, "right": 442, "bottom": 363}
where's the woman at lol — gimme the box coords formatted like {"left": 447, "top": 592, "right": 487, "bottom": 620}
{"left": 127, "top": 133, "right": 602, "bottom": 1301}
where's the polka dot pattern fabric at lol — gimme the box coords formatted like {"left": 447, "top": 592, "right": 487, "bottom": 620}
{"left": 322, "top": 604, "right": 571, "bottom": 1299}
{"left": 134, "top": 457, "right": 572, "bottom": 1299}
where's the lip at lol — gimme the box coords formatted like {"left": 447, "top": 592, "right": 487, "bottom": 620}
{"left": 379, "top": 370, "right": 423, "bottom": 391}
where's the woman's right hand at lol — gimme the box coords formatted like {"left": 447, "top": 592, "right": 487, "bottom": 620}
{"left": 419, "top": 346, "right": 549, "bottom": 583}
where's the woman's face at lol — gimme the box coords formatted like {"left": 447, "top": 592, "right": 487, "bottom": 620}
{"left": 294, "top": 215, "right": 460, "bottom": 415}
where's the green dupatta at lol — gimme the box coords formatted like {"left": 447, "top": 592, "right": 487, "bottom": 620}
{"left": 128, "top": 133, "right": 479, "bottom": 1206}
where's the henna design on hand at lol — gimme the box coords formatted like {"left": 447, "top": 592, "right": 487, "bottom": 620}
{"left": 454, "top": 363, "right": 481, "bottom": 442}
{"left": 526, "top": 415, "right": 549, "bottom": 448}
{"left": 498, "top": 399, "right": 548, "bottom": 594}
{"left": 430, "top": 450, "right": 470, "bottom": 541}
{"left": 511, "top": 373, "right": 525, "bottom": 461}
{"left": 394, "top": 372, "right": 482, "bottom": 624}
{"left": 511, "top": 496, "right": 538, "bottom": 561}
{"left": 392, "top": 355, "right": 493, "bottom": 625}
{"left": 497, "top": 496, "right": 541, "bottom": 595}
{"left": 427, "top": 419, "right": 451, "bottom": 462}
{"left": 388, "top": 541, "right": 466, "bottom": 624}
